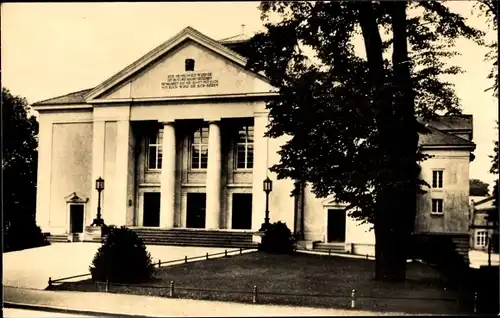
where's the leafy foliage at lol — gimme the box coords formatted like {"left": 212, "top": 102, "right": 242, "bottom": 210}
{"left": 259, "top": 221, "right": 297, "bottom": 254}
{"left": 245, "top": 1, "right": 483, "bottom": 280}
{"left": 90, "top": 226, "right": 154, "bottom": 283}
{"left": 470, "top": 178, "right": 491, "bottom": 196}
{"left": 4, "top": 219, "right": 50, "bottom": 252}
{"left": 2, "top": 87, "right": 43, "bottom": 251}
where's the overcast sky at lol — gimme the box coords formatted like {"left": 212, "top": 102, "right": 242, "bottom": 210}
{"left": 2, "top": 1, "right": 498, "bottom": 190}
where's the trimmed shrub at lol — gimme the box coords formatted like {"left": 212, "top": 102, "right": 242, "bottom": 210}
{"left": 90, "top": 226, "right": 154, "bottom": 283}
{"left": 259, "top": 221, "right": 297, "bottom": 254}
{"left": 4, "top": 219, "right": 50, "bottom": 252}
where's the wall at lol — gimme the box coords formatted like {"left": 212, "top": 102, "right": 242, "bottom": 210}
{"left": 415, "top": 149, "right": 470, "bottom": 234}
{"left": 48, "top": 122, "right": 93, "bottom": 233}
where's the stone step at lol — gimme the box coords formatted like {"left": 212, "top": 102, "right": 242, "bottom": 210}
{"left": 133, "top": 233, "right": 253, "bottom": 241}
{"left": 140, "top": 240, "right": 257, "bottom": 248}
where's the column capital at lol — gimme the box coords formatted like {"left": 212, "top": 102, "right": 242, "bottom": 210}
{"left": 204, "top": 117, "right": 221, "bottom": 123}
{"left": 159, "top": 120, "right": 175, "bottom": 125}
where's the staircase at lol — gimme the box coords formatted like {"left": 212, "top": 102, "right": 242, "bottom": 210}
{"left": 44, "top": 234, "right": 69, "bottom": 243}
{"left": 313, "top": 242, "right": 346, "bottom": 254}
{"left": 130, "top": 228, "right": 258, "bottom": 248}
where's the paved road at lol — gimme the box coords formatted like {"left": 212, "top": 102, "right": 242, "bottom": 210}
{"left": 4, "top": 308, "right": 92, "bottom": 317}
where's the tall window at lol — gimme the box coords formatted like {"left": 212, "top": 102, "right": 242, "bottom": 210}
{"left": 236, "top": 125, "right": 254, "bottom": 169}
{"left": 431, "top": 199, "right": 443, "bottom": 214}
{"left": 191, "top": 125, "right": 209, "bottom": 169}
{"left": 432, "top": 170, "right": 443, "bottom": 188}
{"left": 147, "top": 128, "right": 163, "bottom": 170}
{"left": 476, "top": 231, "right": 488, "bottom": 247}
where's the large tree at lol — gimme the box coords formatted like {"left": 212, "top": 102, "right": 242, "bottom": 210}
{"left": 245, "top": 1, "right": 482, "bottom": 280}
{"left": 470, "top": 178, "right": 491, "bottom": 196}
{"left": 475, "top": 0, "right": 498, "bottom": 97}
{"left": 2, "top": 87, "right": 45, "bottom": 251}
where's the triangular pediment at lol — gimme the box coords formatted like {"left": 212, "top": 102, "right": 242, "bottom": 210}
{"left": 86, "top": 26, "right": 276, "bottom": 102}
{"left": 64, "top": 192, "right": 89, "bottom": 203}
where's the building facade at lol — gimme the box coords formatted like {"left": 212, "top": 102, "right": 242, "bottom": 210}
{"left": 33, "top": 27, "right": 475, "bottom": 256}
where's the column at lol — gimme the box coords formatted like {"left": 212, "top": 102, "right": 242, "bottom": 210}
{"left": 160, "top": 121, "right": 176, "bottom": 229}
{"left": 114, "top": 120, "right": 131, "bottom": 226}
{"left": 251, "top": 114, "right": 269, "bottom": 230}
{"left": 206, "top": 120, "right": 222, "bottom": 229}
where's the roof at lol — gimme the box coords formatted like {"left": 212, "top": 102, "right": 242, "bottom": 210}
{"left": 470, "top": 195, "right": 490, "bottom": 205}
{"left": 32, "top": 88, "right": 92, "bottom": 106}
{"left": 219, "top": 33, "right": 252, "bottom": 44}
{"left": 420, "top": 115, "right": 472, "bottom": 131}
{"left": 418, "top": 125, "right": 475, "bottom": 148}
{"left": 473, "top": 196, "right": 496, "bottom": 211}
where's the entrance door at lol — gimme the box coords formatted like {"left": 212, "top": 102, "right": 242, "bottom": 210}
{"left": 70, "top": 204, "right": 84, "bottom": 233}
{"left": 186, "top": 193, "right": 206, "bottom": 228}
{"left": 232, "top": 193, "right": 252, "bottom": 230}
{"left": 143, "top": 192, "right": 161, "bottom": 227}
{"left": 327, "top": 209, "right": 346, "bottom": 242}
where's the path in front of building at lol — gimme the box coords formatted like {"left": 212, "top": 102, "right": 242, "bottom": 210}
{"left": 3, "top": 286, "right": 426, "bottom": 317}
{"left": 3, "top": 243, "right": 233, "bottom": 290}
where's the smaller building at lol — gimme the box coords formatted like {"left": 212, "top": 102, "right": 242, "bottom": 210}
{"left": 470, "top": 196, "right": 497, "bottom": 251}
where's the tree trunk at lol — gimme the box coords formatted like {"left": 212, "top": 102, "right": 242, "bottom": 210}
{"left": 358, "top": 1, "right": 416, "bottom": 281}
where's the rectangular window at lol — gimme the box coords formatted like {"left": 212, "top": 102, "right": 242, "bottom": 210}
{"left": 476, "top": 231, "right": 488, "bottom": 247}
{"left": 147, "top": 128, "right": 163, "bottom": 170}
{"left": 431, "top": 199, "right": 443, "bottom": 214}
{"left": 236, "top": 125, "right": 254, "bottom": 169}
{"left": 191, "top": 125, "right": 209, "bottom": 169}
{"left": 432, "top": 170, "right": 443, "bottom": 188}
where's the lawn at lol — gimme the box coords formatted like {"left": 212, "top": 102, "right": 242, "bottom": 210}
{"left": 49, "top": 251, "right": 473, "bottom": 315}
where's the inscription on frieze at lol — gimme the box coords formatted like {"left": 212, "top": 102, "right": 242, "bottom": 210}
{"left": 161, "top": 72, "right": 219, "bottom": 90}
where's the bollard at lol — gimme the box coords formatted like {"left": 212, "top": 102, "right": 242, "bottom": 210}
{"left": 225, "top": 250, "right": 228, "bottom": 257}
{"left": 473, "top": 291, "right": 478, "bottom": 313}
{"left": 253, "top": 285, "right": 258, "bottom": 304}
{"left": 240, "top": 247, "right": 243, "bottom": 254}
{"left": 351, "top": 289, "right": 356, "bottom": 309}
{"left": 185, "top": 256, "right": 188, "bottom": 263}
{"left": 48, "top": 277, "right": 52, "bottom": 287}
{"left": 158, "top": 259, "right": 161, "bottom": 268}
{"left": 206, "top": 252, "right": 209, "bottom": 260}
{"left": 106, "top": 278, "right": 110, "bottom": 293}
{"left": 169, "top": 281, "right": 175, "bottom": 298}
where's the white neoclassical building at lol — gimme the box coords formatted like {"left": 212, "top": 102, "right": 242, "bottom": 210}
{"left": 33, "top": 26, "right": 475, "bottom": 256}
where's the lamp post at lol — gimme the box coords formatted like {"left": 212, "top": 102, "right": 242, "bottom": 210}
{"left": 260, "top": 177, "right": 273, "bottom": 231}
{"left": 91, "top": 177, "right": 105, "bottom": 226}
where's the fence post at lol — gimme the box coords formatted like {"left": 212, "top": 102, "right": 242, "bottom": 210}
{"left": 206, "top": 252, "right": 209, "bottom": 260}
{"left": 169, "top": 281, "right": 175, "bottom": 298}
{"left": 225, "top": 250, "right": 228, "bottom": 257}
{"left": 106, "top": 278, "right": 110, "bottom": 293}
{"left": 240, "top": 247, "right": 243, "bottom": 254}
{"left": 328, "top": 249, "right": 331, "bottom": 256}
{"left": 253, "top": 285, "right": 258, "bottom": 304}
{"left": 366, "top": 254, "right": 368, "bottom": 260}
{"left": 48, "top": 277, "right": 52, "bottom": 287}
{"left": 158, "top": 259, "right": 161, "bottom": 268}
{"left": 473, "top": 291, "right": 478, "bottom": 313}
{"left": 185, "top": 256, "right": 188, "bottom": 263}
{"left": 351, "top": 289, "right": 356, "bottom": 309}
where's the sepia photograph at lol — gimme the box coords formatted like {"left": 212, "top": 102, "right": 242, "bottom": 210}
{"left": 2, "top": 1, "right": 499, "bottom": 316}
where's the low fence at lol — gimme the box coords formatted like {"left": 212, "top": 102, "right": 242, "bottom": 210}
{"left": 89, "top": 280, "right": 476, "bottom": 312}
{"left": 48, "top": 247, "right": 250, "bottom": 287}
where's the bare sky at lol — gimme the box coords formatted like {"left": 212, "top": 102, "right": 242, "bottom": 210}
{"left": 2, "top": 1, "right": 498, "bottom": 190}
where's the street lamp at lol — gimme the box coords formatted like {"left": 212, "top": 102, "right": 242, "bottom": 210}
{"left": 91, "top": 177, "right": 105, "bottom": 226}
{"left": 260, "top": 177, "right": 273, "bottom": 231}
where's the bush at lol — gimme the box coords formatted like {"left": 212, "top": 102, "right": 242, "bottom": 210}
{"left": 4, "top": 219, "right": 50, "bottom": 252}
{"left": 408, "top": 234, "right": 469, "bottom": 286}
{"left": 258, "top": 221, "right": 297, "bottom": 254}
{"left": 90, "top": 226, "right": 154, "bottom": 283}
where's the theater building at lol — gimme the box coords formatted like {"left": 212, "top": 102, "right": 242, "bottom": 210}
{"left": 32, "top": 26, "right": 475, "bottom": 257}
